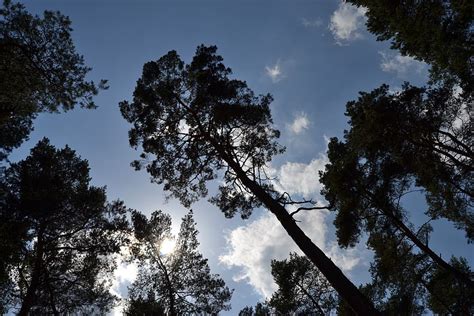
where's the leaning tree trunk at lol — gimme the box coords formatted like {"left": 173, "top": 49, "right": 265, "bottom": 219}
{"left": 368, "top": 190, "right": 474, "bottom": 288}
{"left": 214, "top": 147, "right": 380, "bottom": 315}
{"left": 382, "top": 205, "right": 474, "bottom": 288}
{"left": 183, "top": 100, "right": 379, "bottom": 315}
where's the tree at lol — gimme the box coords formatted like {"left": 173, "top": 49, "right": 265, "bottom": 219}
{"left": 363, "top": 226, "right": 430, "bottom": 314}
{"left": 269, "top": 253, "right": 338, "bottom": 315}
{"left": 347, "top": 0, "right": 474, "bottom": 93}
{"left": 0, "top": 0, "right": 107, "bottom": 160}
{"left": 426, "top": 257, "right": 474, "bottom": 314}
{"left": 238, "top": 302, "right": 271, "bottom": 316}
{"left": 0, "top": 138, "right": 129, "bottom": 315}
{"left": 320, "top": 84, "right": 473, "bottom": 287}
{"left": 128, "top": 210, "right": 232, "bottom": 315}
{"left": 238, "top": 305, "right": 255, "bottom": 316}
{"left": 124, "top": 291, "right": 166, "bottom": 316}
{"left": 120, "top": 45, "right": 380, "bottom": 314}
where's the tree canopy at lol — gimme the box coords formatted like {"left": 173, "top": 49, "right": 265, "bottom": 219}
{"left": 128, "top": 210, "right": 232, "bottom": 315}
{"left": 0, "top": 138, "right": 129, "bottom": 315}
{"left": 0, "top": 0, "right": 107, "bottom": 160}
{"left": 124, "top": 291, "right": 166, "bottom": 316}
{"left": 321, "top": 83, "right": 472, "bottom": 243}
{"left": 269, "top": 253, "right": 338, "bottom": 315}
{"left": 238, "top": 302, "right": 271, "bottom": 316}
{"left": 347, "top": 0, "right": 474, "bottom": 93}
{"left": 120, "top": 45, "right": 283, "bottom": 219}
{"left": 320, "top": 82, "right": 473, "bottom": 311}
{"left": 120, "top": 45, "right": 380, "bottom": 314}
{"left": 319, "top": 4, "right": 474, "bottom": 311}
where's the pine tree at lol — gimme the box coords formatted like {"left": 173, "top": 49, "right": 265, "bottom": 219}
{"left": 128, "top": 210, "right": 232, "bottom": 315}
{"left": 0, "top": 138, "right": 129, "bottom": 314}
{"left": 120, "top": 45, "right": 380, "bottom": 315}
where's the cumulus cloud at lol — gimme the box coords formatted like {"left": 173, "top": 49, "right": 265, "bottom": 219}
{"left": 219, "top": 209, "right": 362, "bottom": 298}
{"left": 276, "top": 154, "right": 328, "bottom": 199}
{"left": 301, "top": 17, "right": 323, "bottom": 28}
{"left": 287, "top": 112, "right": 310, "bottom": 135}
{"left": 265, "top": 60, "right": 284, "bottom": 83}
{"left": 379, "top": 51, "right": 427, "bottom": 78}
{"left": 329, "top": 1, "right": 367, "bottom": 45}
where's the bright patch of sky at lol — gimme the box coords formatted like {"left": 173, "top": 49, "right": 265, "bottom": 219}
{"left": 12, "top": 0, "right": 473, "bottom": 313}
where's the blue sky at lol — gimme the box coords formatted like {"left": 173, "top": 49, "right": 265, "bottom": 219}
{"left": 12, "top": 0, "right": 473, "bottom": 314}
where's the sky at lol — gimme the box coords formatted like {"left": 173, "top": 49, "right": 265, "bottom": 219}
{"left": 11, "top": 0, "right": 473, "bottom": 314}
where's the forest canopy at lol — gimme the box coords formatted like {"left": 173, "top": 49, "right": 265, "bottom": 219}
{"left": 1, "top": 0, "right": 472, "bottom": 314}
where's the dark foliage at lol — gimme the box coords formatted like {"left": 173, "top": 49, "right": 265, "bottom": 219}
{"left": 269, "top": 253, "right": 338, "bottom": 315}
{"left": 348, "top": 0, "right": 474, "bottom": 93}
{"left": 0, "top": 0, "right": 107, "bottom": 160}
{"left": 0, "top": 138, "right": 129, "bottom": 314}
{"left": 426, "top": 257, "right": 474, "bottom": 314}
{"left": 321, "top": 83, "right": 472, "bottom": 244}
{"left": 120, "top": 45, "right": 283, "bottom": 219}
{"left": 120, "top": 45, "right": 379, "bottom": 314}
{"left": 238, "top": 302, "right": 271, "bottom": 316}
{"left": 320, "top": 83, "right": 473, "bottom": 310}
{"left": 128, "top": 210, "right": 232, "bottom": 315}
{"left": 124, "top": 291, "right": 166, "bottom": 316}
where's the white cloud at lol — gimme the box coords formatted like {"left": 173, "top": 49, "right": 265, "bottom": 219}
{"left": 287, "top": 112, "right": 310, "bottom": 135}
{"left": 110, "top": 260, "right": 138, "bottom": 315}
{"left": 301, "top": 17, "right": 323, "bottom": 28}
{"left": 329, "top": 1, "right": 367, "bottom": 45}
{"left": 276, "top": 154, "right": 328, "bottom": 199}
{"left": 219, "top": 209, "right": 362, "bottom": 299}
{"left": 265, "top": 60, "right": 284, "bottom": 83}
{"left": 379, "top": 51, "right": 427, "bottom": 78}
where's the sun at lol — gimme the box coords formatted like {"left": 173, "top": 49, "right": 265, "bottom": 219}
{"left": 160, "top": 238, "right": 176, "bottom": 255}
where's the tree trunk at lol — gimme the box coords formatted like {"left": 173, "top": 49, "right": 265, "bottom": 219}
{"left": 19, "top": 226, "right": 45, "bottom": 316}
{"left": 218, "top": 150, "right": 380, "bottom": 315}
{"left": 186, "top": 102, "right": 379, "bottom": 315}
{"left": 383, "top": 208, "right": 474, "bottom": 288}
{"left": 156, "top": 250, "right": 176, "bottom": 316}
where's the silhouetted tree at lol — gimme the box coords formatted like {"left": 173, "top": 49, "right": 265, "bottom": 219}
{"left": 238, "top": 302, "right": 271, "bottom": 316}
{"left": 120, "top": 45, "right": 379, "bottom": 314}
{"left": 269, "top": 253, "right": 338, "bottom": 315}
{"left": 0, "top": 0, "right": 107, "bottom": 160}
{"left": 347, "top": 0, "right": 473, "bottom": 92}
{"left": 0, "top": 138, "right": 129, "bottom": 315}
{"left": 426, "top": 257, "right": 474, "bottom": 314}
{"left": 320, "top": 84, "right": 473, "bottom": 287}
{"left": 364, "top": 228, "right": 430, "bottom": 314}
{"left": 239, "top": 305, "right": 255, "bottom": 316}
{"left": 128, "top": 210, "right": 232, "bottom": 315}
{"left": 364, "top": 234, "right": 473, "bottom": 314}
{"left": 124, "top": 291, "right": 166, "bottom": 316}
